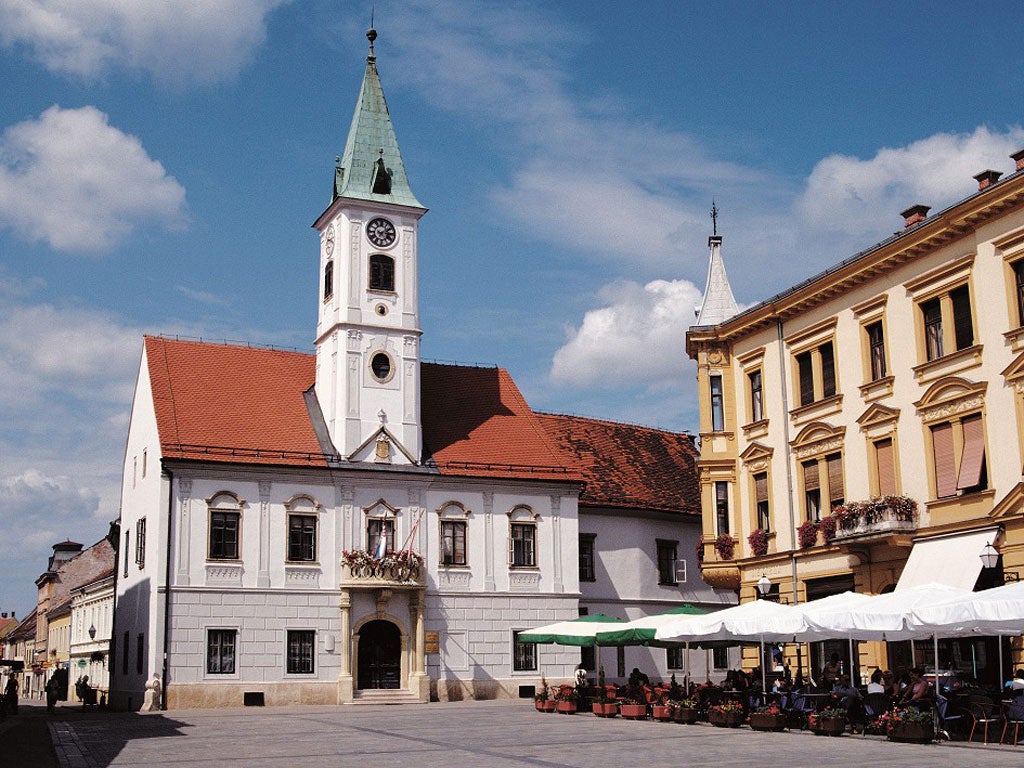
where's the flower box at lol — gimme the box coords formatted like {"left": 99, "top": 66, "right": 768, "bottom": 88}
{"left": 652, "top": 705, "right": 673, "bottom": 722}
{"left": 620, "top": 703, "right": 648, "bottom": 720}
{"left": 555, "top": 701, "right": 577, "bottom": 714}
{"left": 535, "top": 699, "right": 555, "bottom": 713}
{"left": 674, "top": 707, "right": 698, "bottom": 724}
{"left": 749, "top": 712, "right": 788, "bottom": 731}
{"left": 888, "top": 722, "right": 934, "bottom": 743}
{"left": 592, "top": 702, "right": 619, "bottom": 718}
{"left": 811, "top": 717, "right": 846, "bottom": 736}
{"left": 709, "top": 709, "right": 745, "bottom": 728}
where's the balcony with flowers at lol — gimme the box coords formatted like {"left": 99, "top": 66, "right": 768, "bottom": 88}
{"left": 828, "top": 495, "right": 919, "bottom": 543}
{"left": 340, "top": 548, "right": 426, "bottom": 588}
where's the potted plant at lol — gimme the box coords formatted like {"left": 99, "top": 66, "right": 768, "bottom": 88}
{"left": 749, "top": 702, "right": 787, "bottom": 731}
{"left": 619, "top": 697, "right": 648, "bottom": 720}
{"left": 747, "top": 528, "right": 769, "bottom": 557}
{"left": 651, "top": 689, "right": 673, "bottom": 722}
{"left": 553, "top": 684, "right": 578, "bottom": 714}
{"left": 534, "top": 677, "right": 555, "bottom": 712}
{"left": 618, "top": 681, "right": 648, "bottom": 719}
{"left": 672, "top": 697, "right": 699, "bottom": 724}
{"left": 797, "top": 520, "right": 819, "bottom": 549}
{"left": 879, "top": 707, "right": 935, "bottom": 743}
{"left": 708, "top": 701, "right": 745, "bottom": 727}
{"left": 591, "top": 667, "right": 619, "bottom": 718}
{"left": 714, "top": 534, "right": 735, "bottom": 560}
{"left": 808, "top": 706, "right": 847, "bottom": 736}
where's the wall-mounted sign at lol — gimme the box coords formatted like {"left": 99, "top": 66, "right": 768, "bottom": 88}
{"left": 425, "top": 631, "right": 440, "bottom": 655}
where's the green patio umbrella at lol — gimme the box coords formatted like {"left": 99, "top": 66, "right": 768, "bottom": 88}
{"left": 518, "top": 613, "right": 625, "bottom": 646}
{"left": 595, "top": 604, "right": 708, "bottom": 647}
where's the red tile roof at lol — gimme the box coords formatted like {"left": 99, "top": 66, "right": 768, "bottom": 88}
{"left": 146, "top": 336, "right": 326, "bottom": 467}
{"left": 144, "top": 337, "right": 581, "bottom": 481}
{"left": 421, "top": 363, "right": 581, "bottom": 481}
{"left": 536, "top": 413, "right": 700, "bottom": 515}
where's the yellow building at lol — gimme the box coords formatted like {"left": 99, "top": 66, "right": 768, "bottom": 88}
{"left": 687, "top": 154, "right": 1024, "bottom": 685}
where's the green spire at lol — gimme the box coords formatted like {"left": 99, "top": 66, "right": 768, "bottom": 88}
{"left": 333, "top": 27, "right": 423, "bottom": 209}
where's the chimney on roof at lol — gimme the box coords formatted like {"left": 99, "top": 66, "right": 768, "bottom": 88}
{"left": 901, "top": 204, "right": 930, "bottom": 228}
{"left": 1012, "top": 148, "right": 1024, "bottom": 173}
{"left": 974, "top": 169, "right": 1002, "bottom": 191}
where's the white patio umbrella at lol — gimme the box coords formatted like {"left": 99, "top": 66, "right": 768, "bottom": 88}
{"left": 909, "top": 581, "right": 1024, "bottom": 636}
{"left": 802, "top": 582, "right": 970, "bottom": 642}
{"left": 656, "top": 599, "right": 803, "bottom": 692}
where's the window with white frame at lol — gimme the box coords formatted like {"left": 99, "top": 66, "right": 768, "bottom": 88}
{"left": 286, "top": 630, "right": 315, "bottom": 674}
{"left": 208, "top": 493, "right": 242, "bottom": 560}
{"left": 508, "top": 506, "right": 537, "bottom": 568}
{"left": 657, "top": 539, "right": 678, "bottom": 585}
{"left": 135, "top": 518, "right": 146, "bottom": 569}
{"left": 207, "top": 629, "right": 236, "bottom": 674}
{"left": 438, "top": 502, "right": 469, "bottom": 566}
{"left": 512, "top": 630, "right": 537, "bottom": 672}
{"left": 579, "top": 533, "right": 596, "bottom": 582}
{"left": 667, "top": 646, "right": 684, "bottom": 670}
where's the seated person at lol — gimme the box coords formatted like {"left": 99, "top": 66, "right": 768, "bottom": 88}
{"left": 1008, "top": 669, "right": 1024, "bottom": 696}
{"left": 866, "top": 668, "right": 886, "bottom": 694}
{"left": 897, "top": 668, "right": 932, "bottom": 708}
{"left": 627, "top": 667, "right": 650, "bottom": 689}
{"left": 830, "top": 674, "right": 865, "bottom": 728}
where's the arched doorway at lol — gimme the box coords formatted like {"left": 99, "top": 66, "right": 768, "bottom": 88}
{"left": 357, "top": 619, "right": 401, "bottom": 690}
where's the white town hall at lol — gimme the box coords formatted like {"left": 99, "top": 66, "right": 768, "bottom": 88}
{"left": 109, "top": 29, "right": 731, "bottom": 710}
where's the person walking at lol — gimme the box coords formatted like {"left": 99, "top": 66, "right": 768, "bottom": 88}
{"left": 45, "top": 674, "right": 59, "bottom": 714}
{"left": 4, "top": 674, "right": 18, "bottom": 714}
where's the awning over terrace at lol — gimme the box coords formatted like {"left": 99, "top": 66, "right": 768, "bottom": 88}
{"left": 895, "top": 528, "right": 998, "bottom": 591}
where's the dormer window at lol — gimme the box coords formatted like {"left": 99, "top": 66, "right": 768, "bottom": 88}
{"left": 372, "top": 155, "right": 392, "bottom": 195}
{"left": 369, "top": 254, "right": 394, "bottom": 292}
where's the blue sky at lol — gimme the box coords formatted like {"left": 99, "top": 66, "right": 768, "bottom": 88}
{"left": 2, "top": 0, "right": 1023, "bottom": 613}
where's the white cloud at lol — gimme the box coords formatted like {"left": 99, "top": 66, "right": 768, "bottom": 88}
{"left": 0, "top": 301, "right": 141, "bottom": 408}
{"left": 0, "top": 289, "right": 141, "bottom": 610}
{"left": 797, "top": 126, "right": 1024, "bottom": 237}
{"left": 551, "top": 278, "right": 703, "bottom": 390}
{"left": 0, "top": 105, "right": 187, "bottom": 252}
{"left": 0, "top": 0, "right": 289, "bottom": 85}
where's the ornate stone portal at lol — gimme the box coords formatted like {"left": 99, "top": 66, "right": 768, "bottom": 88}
{"left": 338, "top": 559, "right": 428, "bottom": 703}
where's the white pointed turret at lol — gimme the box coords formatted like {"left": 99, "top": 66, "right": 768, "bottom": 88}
{"left": 694, "top": 227, "right": 739, "bottom": 326}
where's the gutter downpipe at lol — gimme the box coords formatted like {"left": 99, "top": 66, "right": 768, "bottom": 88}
{"left": 777, "top": 317, "right": 804, "bottom": 680}
{"left": 775, "top": 318, "right": 799, "bottom": 604}
{"left": 162, "top": 465, "right": 173, "bottom": 710}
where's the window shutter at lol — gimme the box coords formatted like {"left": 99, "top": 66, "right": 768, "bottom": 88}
{"left": 797, "top": 352, "right": 814, "bottom": 406}
{"left": 951, "top": 285, "right": 974, "bottom": 351}
{"left": 802, "top": 460, "right": 819, "bottom": 492}
{"left": 826, "top": 454, "right": 844, "bottom": 504}
{"left": 755, "top": 473, "right": 769, "bottom": 502}
{"left": 932, "top": 422, "right": 957, "bottom": 498}
{"left": 875, "top": 438, "right": 896, "bottom": 497}
{"left": 956, "top": 415, "right": 985, "bottom": 490}
{"left": 820, "top": 342, "right": 836, "bottom": 398}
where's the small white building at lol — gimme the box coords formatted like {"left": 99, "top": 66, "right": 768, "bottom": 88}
{"left": 70, "top": 570, "right": 114, "bottom": 700}
{"left": 109, "top": 29, "right": 731, "bottom": 710}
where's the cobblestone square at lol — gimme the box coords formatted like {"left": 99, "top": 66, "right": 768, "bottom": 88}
{"left": 30, "top": 699, "right": 1024, "bottom": 768}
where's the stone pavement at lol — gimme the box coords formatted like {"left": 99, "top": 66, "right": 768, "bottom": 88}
{"left": 25, "top": 699, "right": 1024, "bottom": 768}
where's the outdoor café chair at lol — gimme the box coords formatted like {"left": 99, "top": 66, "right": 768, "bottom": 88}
{"left": 967, "top": 700, "right": 1003, "bottom": 745}
{"left": 1000, "top": 699, "right": 1024, "bottom": 745}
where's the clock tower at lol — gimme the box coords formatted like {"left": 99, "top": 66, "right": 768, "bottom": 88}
{"left": 313, "top": 28, "right": 427, "bottom": 465}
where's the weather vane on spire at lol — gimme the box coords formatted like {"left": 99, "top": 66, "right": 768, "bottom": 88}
{"left": 710, "top": 199, "right": 719, "bottom": 236}
{"left": 367, "top": 8, "right": 377, "bottom": 58}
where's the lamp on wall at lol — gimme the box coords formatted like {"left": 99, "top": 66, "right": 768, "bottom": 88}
{"left": 756, "top": 574, "right": 772, "bottom": 597}
{"left": 88, "top": 625, "right": 96, "bottom": 640}
{"left": 979, "top": 541, "right": 1019, "bottom": 582}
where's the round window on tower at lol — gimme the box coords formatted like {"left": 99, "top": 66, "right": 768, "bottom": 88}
{"left": 370, "top": 351, "right": 393, "bottom": 383}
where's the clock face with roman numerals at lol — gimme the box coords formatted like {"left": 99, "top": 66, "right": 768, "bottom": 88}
{"left": 324, "top": 225, "right": 335, "bottom": 257}
{"left": 366, "top": 218, "right": 396, "bottom": 248}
